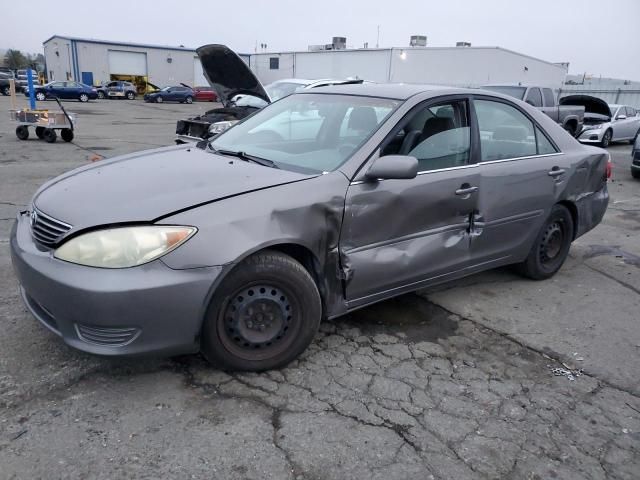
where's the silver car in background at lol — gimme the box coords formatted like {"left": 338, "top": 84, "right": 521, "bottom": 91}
{"left": 574, "top": 99, "right": 640, "bottom": 147}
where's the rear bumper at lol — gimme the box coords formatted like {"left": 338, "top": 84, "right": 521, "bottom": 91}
{"left": 10, "top": 212, "right": 222, "bottom": 357}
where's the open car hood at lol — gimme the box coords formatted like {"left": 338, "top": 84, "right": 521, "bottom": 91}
{"left": 560, "top": 95, "right": 611, "bottom": 118}
{"left": 196, "top": 44, "right": 270, "bottom": 107}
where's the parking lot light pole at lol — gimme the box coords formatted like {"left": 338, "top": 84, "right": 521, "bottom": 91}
{"left": 27, "top": 69, "right": 36, "bottom": 110}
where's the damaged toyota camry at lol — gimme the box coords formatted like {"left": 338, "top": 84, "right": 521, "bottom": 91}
{"left": 11, "top": 82, "right": 610, "bottom": 371}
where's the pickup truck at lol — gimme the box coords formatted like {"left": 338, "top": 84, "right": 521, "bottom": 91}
{"left": 482, "top": 85, "right": 584, "bottom": 137}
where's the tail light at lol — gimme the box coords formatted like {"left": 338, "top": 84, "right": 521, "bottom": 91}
{"left": 605, "top": 153, "right": 612, "bottom": 180}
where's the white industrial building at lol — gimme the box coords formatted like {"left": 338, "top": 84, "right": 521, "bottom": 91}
{"left": 41, "top": 35, "right": 245, "bottom": 90}
{"left": 42, "top": 35, "right": 568, "bottom": 94}
{"left": 250, "top": 46, "right": 568, "bottom": 89}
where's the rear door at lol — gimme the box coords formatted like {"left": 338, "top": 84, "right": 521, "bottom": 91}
{"left": 340, "top": 96, "right": 481, "bottom": 306}
{"left": 470, "top": 96, "right": 565, "bottom": 265}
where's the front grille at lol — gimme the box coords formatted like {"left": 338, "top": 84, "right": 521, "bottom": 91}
{"left": 30, "top": 208, "right": 72, "bottom": 247}
{"left": 75, "top": 324, "right": 141, "bottom": 346}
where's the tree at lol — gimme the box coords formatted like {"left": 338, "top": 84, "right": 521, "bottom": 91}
{"left": 4, "top": 49, "right": 28, "bottom": 70}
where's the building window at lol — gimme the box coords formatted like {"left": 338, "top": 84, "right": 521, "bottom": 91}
{"left": 269, "top": 57, "right": 279, "bottom": 70}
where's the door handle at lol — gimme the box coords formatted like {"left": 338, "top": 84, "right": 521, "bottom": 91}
{"left": 455, "top": 185, "right": 479, "bottom": 196}
{"left": 548, "top": 167, "right": 566, "bottom": 177}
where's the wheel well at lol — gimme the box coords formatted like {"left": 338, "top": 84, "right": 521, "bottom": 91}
{"left": 557, "top": 200, "right": 578, "bottom": 239}
{"left": 565, "top": 119, "right": 577, "bottom": 134}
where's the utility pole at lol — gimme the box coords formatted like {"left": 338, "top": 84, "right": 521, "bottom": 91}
{"left": 376, "top": 25, "right": 380, "bottom": 48}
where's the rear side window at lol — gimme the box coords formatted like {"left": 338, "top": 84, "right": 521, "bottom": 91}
{"left": 536, "top": 127, "right": 557, "bottom": 155}
{"left": 524, "top": 88, "right": 543, "bottom": 107}
{"left": 626, "top": 106, "right": 636, "bottom": 117}
{"left": 475, "top": 100, "right": 537, "bottom": 161}
{"left": 542, "top": 88, "right": 555, "bottom": 107}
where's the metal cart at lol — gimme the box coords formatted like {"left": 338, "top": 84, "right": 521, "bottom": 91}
{"left": 10, "top": 98, "right": 75, "bottom": 143}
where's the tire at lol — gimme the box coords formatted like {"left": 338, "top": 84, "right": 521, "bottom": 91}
{"left": 61, "top": 129, "right": 74, "bottom": 142}
{"left": 156, "top": 96, "right": 163, "bottom": 103}
{"left": 632, "top": 169, "right": 640, "bottom": 179}
{"left": 516, "top": 204, "right": 574, "bottom": 280}
{"left": 79, "top": 93, "right": 89, "bottom": 102}
{"left": 15, "top": 126, "right": 29, "bottom": 140}
{"left": 126, "top": 91, "right": 135, "bottom": 100}
{"left": 601, "top": 129, "right": 612, "bottom": 148}
{"left": 1, "top": 86, "right": 10, "bottom": 96}
{"left": 35, "top": 92, "right": 46, "bottom": 101}
{"left": 35, "top": 126, "right": 45, "bottom": 139}
{"left": 43, "top": 128, "right": 57, "bottom": 143}
{"left": 185, "top": 95, "right": 193, "bottom": 104}
{"left": 97, "top": 91, "right": 105, "bottom": 99}
{"left": 201, "top": 250, "right": 322, "bottom": 371}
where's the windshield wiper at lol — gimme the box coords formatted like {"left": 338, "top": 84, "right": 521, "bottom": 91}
{"left": 212, "top": 148, "right": 279, "bottom": 169}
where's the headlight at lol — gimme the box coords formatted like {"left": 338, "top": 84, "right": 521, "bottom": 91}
{"left": 209, "top": 120, "right": 238, "bottom": 135}
{"left": 582, "top": 124, "right": 603, "bottom": 132}
{"left": 54, "top": 226, "right": 196, "bottom": 268}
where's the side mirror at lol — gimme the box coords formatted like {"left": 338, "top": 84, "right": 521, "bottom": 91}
{"left": 365, "top": 155, "right": 418, "bottom": 181}
{"left": 616, "top": 114, "right": 627, "bottom": 120}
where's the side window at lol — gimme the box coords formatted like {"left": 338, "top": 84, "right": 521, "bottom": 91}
{"left": 475, "top": 100, "right": 537, "bottom": 161}
{"left": 542, "top": 88, "right": 555, "bottom": 107}
{"left": 536, "top": 127, "right": 557, "bottom": 155}
{"left": 524, "top": 88, "right": 543, "bottom": 107}
{"left": 269, "top": 57, "right": 279, "bottom": 70}
{"left": 626, "top": 107, "right": 636, "bottom": 117}
{"left": 382, "top": 100, "right": 470, "bottom": 171}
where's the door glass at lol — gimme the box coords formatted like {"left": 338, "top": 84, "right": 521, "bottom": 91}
{"left": 536, "top": 127, "right": 557, "bottom": 155}
{"left": 475, "top": 100, "right": 537, "bottom": 161}
{"left": 542, "top": 88, "right": 555, "bottom": 107}
{"left": 524, "top": 88, "right": 543, "bottom": 107}
{"left": 381, "top": 100, "right": 470, "bottom": 171}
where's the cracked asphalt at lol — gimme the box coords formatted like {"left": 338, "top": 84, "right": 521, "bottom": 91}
{"left": 1, "top": 96, "right": 639, "bottom": 479}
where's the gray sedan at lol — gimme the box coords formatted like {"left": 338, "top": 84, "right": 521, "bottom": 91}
{"left": 11, "top": 84, "right": 610, "bottom": 371}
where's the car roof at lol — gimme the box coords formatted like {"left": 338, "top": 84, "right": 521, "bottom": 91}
{"left": 608, "top": 104, "right": 622, "bottom": 109}
{"left": 301, "top": 83, "right": 474, "bottom": 100}
{"left": 271, "top": 78, "right": 315, "bottom": 85}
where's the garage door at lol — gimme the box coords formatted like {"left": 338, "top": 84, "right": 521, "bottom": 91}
{"left": 193, "top": 57, "right": 208, "bottom": 87}
{"left": 108, "top": 50, "right": 147, "bottom": 75}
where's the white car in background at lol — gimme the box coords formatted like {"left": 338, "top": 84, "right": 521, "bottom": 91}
{"left": 570, "top": 97, "right": 640, "bottom": 147}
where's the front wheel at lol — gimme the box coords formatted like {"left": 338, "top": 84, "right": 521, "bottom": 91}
{"left": 1, "top": 86, "right": 10, "bottom": 96}
{"left": 35, "top": 92, "right": 46, "bottom": 101}
{"left": 61, "top": 129, "right": 74, "bottom": 142}
{"left": 97, "top": 91, "right": 105, "bottom": 99}
{"left": 516, "top": 204, "right": 574, "bottom": 280}
{"left": 155, "top": 96, "right": 163, "bottom": 103}
{"left": 35, "top": 126, "right": 45, "bottom": 139}
{"left": 201, "top": 250, "right": 322, "bottom": 371}
{"left": 601, "top": 129, "right": 612, "bottom": 148}
{"left": 79, "top": 93, "right": 89, "bottom": 102}
{"left": 16, "top": 126, "right": 29, "bottom": 140}
{"left": 43, "top": 128, "right": 57, "bottom": 143}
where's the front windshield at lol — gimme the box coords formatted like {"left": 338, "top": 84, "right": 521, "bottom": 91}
{"left": 211, "top": 93, "right": 400, "bottom": 173}
{"left": 265, "top": 81, "right": 308, "bottom": 101}
{"left": 483, "top": 86, "right": 527, "bottom": 100}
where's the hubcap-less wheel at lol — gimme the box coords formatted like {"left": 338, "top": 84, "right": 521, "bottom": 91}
{"left": 61, "top": 128, "right": 74, "bottom": 142}
{"left": 602, "top": 130, "right": 612, "bottom": 148}
{"left": 35, "top": 126, "right": 45, "bottom": 139}
{"left": 539, "top": 222, "right": 563, "bottom": 264}
{"left": 79, "top": 93, "right": 88, "bottom": 102}
{"left": 220, "top": 284, "right": 295, "bottom": 359}
{"left": 16, "top": 126, "right": 29, "bottom": 140}
{"left": 43, "top": 128, "right": 57, "bottom": 143}
{"left": 36, "top": 92, "right": 46, "bottom": 101}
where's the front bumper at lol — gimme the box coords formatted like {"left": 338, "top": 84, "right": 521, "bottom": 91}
{"left": 577, "top": 129, "right": 604, "bottom": 144}
{"left": 10, "top": 212, "right": 222, "bottom": 357}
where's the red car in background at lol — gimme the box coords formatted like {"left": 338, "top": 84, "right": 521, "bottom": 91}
{"left": 193, "top": 86, "right": 218, "bottom": 102}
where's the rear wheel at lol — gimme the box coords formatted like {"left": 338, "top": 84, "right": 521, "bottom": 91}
{"left": 185, "top": 95, "right": 193, "bottom": 104}
{"left": 79, "top": 93, "right": 89, "bottom": 102}
{"left": 516, "top": 204, "right": 574, "bottom": 280}
{"left": 43, "top": 128, "right": 57, "bottom": 143}
{"left": 61, "top": 129, "right": 74, "bottom": 142}
{"left": 632, "top": 169, "right": 640, "bottom": 179}
{"left": 1, "top": 86, "right": 10, "bottom": 96}
{"left": 126, "top": 91, "right": 135, "bottom": 100}
{"left": 35, "top": 126, "right": 45, "bottom": 139}
{"left": 201, "top": 250, "right": 322, "bottom": 371}
{"left": 97, "top": 91, "right": 105, "bottom": 99}
{"left": 15, "top": 126, "right": 29, "bottom": 140}
{"left": 601, "top": 129, "right": 612, "bottom": 148}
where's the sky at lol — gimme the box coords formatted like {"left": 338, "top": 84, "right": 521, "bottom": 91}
{"left": 2, "top": 0, "right": 639, "bottom": 79}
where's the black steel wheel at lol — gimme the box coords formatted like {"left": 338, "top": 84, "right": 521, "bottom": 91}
{"left": 15, "top": 126, "right": 29, "bottom": 140}
{"left": 202, "top": 250, "right": 322, "bottom": 371}
{"left": 97, "top": 91, "right": 105, "bottom": 99}
{"left": 601, "top": 129, "right": 612, "bottom": 148}
{"left": 126, "top": 91, "right": 135, "bottom": 100}
{"left": 43, "top": 128, "right": 57, "bottom": 143}
{"left": 516, "top": 204, "right": 574, "bottom": 280}
{"left": 35, "top": 126, "right": 45, "bottom": 139}
{"left": 61, "top": 128, "right": 74, "bottom": 142}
